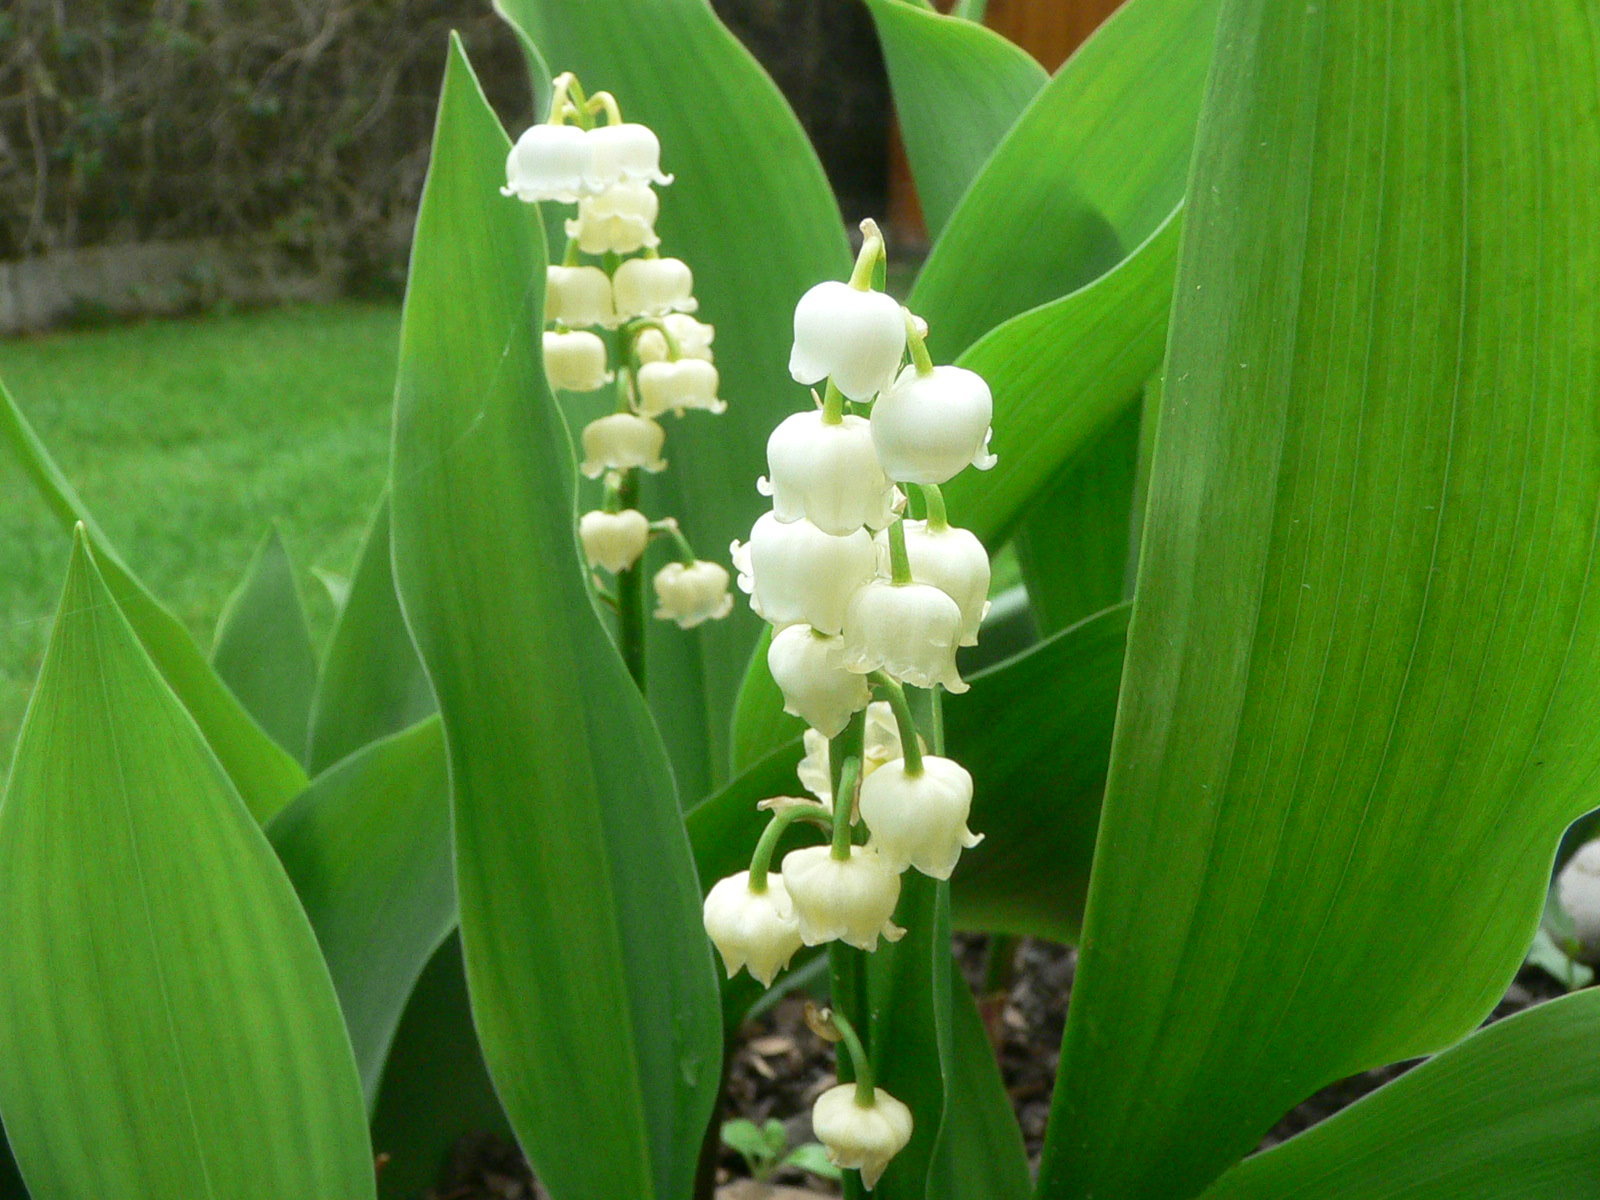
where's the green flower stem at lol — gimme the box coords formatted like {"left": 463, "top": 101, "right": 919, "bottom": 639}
{"left": 588, "top": 90, "right": 623, "bottom": 125}
{"left": 848, "top": 218, "right": 886, "bottom": 290}
{"left": 826, "top": 1008, "right": 876, "bottom": 1106}
{"left": 905, "top": 309, "right": 935, "bottom": 376}
{"left": 916, "top": 482, "right": 949, "bottom": 531}
{"left": 600, "top": 473, "right": 625, "bottom": 515}
{"left": 562, "top": 237, "right": 581, "bottom": 267}
{"left": 650, "top": 519, "right": 698, "bottom": 566}
{"left": 625, "top": 317, "right": 684, "bottom": 361}
{"left": 887, "top": 518, "right": 913, "bottom": 585}
{"left": 821, "top": 380, "right": 846, "bottom": 426}
{"left": 868, "top": 672, "right": 924, "bottom": 776}
{"left": 748, "top": 804, "right": 818, "bottom": 892}
{"left": 831, "top": 756, "right": 862, "bottom": 860}
{"left": 547, "top": 72, "right": 576, "bottom": 124}
{"left": 616, "top": 469, "right": 646, "bottom": 691}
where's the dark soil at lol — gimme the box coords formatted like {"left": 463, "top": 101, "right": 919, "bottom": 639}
{"left": 423, "top": 936, "right": 1573, "bottom": 1198}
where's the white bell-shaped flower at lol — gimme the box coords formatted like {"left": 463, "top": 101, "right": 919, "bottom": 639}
{"left": 702, "top": 871, "right": 804, "bottom": 987}
{"left": 636, "top": 313, "right": 715, "bottom": 364}
{"left": 503, "top": 122, "right": 590, "bottom": 203}
{"left": 767, "top": 625, "right": 871, "bottom": 738}
{"left": 797, "top": 702, "right": 911, "bottom": 808}
{"left": 812, "top": 1083, "right": 914, "bottom": 1191}
{"left": 871, "top": 364, "right": 997, "bottom": 484}
{"left": 585, "top": 122, "right": 673, "bottom": 190}
{"left": 1558, "top": 840, "right": 1600, "bottom": 961}
{"left": 781, "top": 844, "right": 904, "bottom": 951}
{"left": 578, "top": 509, "right": 649, "bottom": 573}
{"left": 758, "top": 411, "right": 896, "bottom": 535}
{"left": 578, "top": 413, "right": 666, "bottom": 479}
{"left": 892, "top": 520, "right": 991, "bottom": 646}
{"left": 730, "top": 513, "right": 877, "bottom": 635}
{"left": 564, "top": 181, "right": 660, "bottom": 255}
{"left": 859, "top": 756, "right": 982, "bottom": 880}
{"left": 546, "top": 265, "right": 616, "bottom": 329}
{"left": 542, "top": 330, "right": 612, "bottom": 393}
{"left": 636, "top": 359, "right": 725, "bottom": 416}
{"left": 653, "top": 560, "right": 733, "bottom": 629}
{"left": 841, "top": 580, "right": 967, "bottom": 693}
{"left": 614, "top": 256, "right": 697, "bottom": 319}
{"left": 789, "top": 281, "right": 907, "bottom": 401}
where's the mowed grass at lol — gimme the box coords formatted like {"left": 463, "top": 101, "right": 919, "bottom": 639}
{"left": 0, "top": 301, "right": 402, "bottom": 759}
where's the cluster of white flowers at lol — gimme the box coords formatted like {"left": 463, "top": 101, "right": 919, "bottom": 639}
{"left": 505, "top": 72, "right": 731, "bottom": 631}
{"left": 702, "top": 219, "right": 996, "bottom": 1189}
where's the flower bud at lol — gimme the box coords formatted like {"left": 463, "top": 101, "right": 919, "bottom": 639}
{"left": 812, "top": 1083, "right": 913, "bottom": 1190}
{"left": 758, "top": 411, "right": 896, "bottom": 535}
{"left": 731, "top": 513, "right": 877, "bottom": 635}
{"left": 564, "top": 181, "right": 660, "bottom": 255}
{"left": 614, "top": 256, "right": 697, "bottom": 319}
{"left": 653, "top": 560, "right": 733, "bottom": 629}
{"left": 789, "top": 281, "right": 907, "bottom": 401}
{"left": 579, "top": 413, "right": 667, "bottom": 479}
{"left": 636, "top": 359, "right": 725, "bottom": 416}
{"left": 797, "top": 701, "right": 911, "bottom": 808}
{"left": 767, "top": 625, "right": 871, "bottom": 738}
{"left": 542, "top": 330, "right": 612, "bottom": 393}
{"left": 702, "top": 871, "right": 804, "bottom": 987}
{"left": 578, "top": 509, "right": 649, "bottom": 573}
{"left": 871, "top": 364, "right": 997, "bottom": 484}
{"left": 841, "top": 580, "right": 967, "bottom": 693}
{"left": 636, "top": 313, "right": 715, "bottom": 364}
{"left": 781, "top": 844, "right": 905, "bottom": 951}
{"left": 859, "top": 756, "right": 982, "bottom": 879}
{"left": 503, "top": 122, "right": 589, "bottom": 203}
{"left": 585, "top": 122, "right": 673, "bottom": 190}
{"left": 1558, "top": 839, "right": 1600, "bottom": 962}
{"left": 546, "top": 265, "right": 616, "bottom": 329}
{"left": 893, "top": 520, "right": 991, "bottom": 645}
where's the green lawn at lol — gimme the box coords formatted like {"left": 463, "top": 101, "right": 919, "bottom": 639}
{"left": 0, "top": 301, "right": 402, "bottom": 759}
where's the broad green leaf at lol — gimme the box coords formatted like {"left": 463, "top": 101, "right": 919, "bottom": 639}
{"left": 691, "top": 605, "right": 1128, "bottom": 945}
{"left": 1041, "top": 5, "right": 1600, "bottom": 1198}
{"left": 212, "top": 526, "right": 318, "bottom": 762}
{"left": 863, "top": 0, "right": 1047, "bottom": 238}
{"left": 306, "top": 494, "right": 434, "bottom": 774}
{"left": 909, "top": 0, "right": 1219, "bottom": 359}
{"left": 1205, "top": 991, "right": 1600, "bottom": 1199}
{"left": 268, "top": 717, "right": 454, "bottom": 1106}
{"left": 0, "top": 534, "right": 372, "bottom": 1198}
{"left": 0, "top": 377, "right": 306, "bottom": 820}
{"left": 1014, "top": 403, "right": 1141, "bottom": 634}
{"left": 932, "top": 968, "right": 1030, "bottom": 1200}
{"left": 370, "top": 934, "right": 513, "bottom": 1200}
{"left": 388, "top": 39, "right": 721, "bottom": 1200}
{"left": 497, "top": 0, "right": 849, "bottom": 798}
{"left": 947, "top": 209, "right": 1180, "bottom": 548}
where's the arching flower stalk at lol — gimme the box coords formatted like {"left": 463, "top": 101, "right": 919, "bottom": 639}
{"left": 505, "top": 71, "right": 732, "bottom": 688}
{"left": 707, "top": 218, "right": 997, "bottom": 1192}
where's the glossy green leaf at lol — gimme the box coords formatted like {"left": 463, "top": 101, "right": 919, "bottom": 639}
{"left": 1206, "top": 991, "right": 1600, "bottom": 1199}
{"left": 691, "top": 605, "right": 1128, "bottom": 945}
{"left": 0, "top": 534, "right": 372, "bottom": 1198}
{"left": 268, "top": 717, "right": 454, "bottom": 1106}
{"left": 932, "top": 969, "right": 1030, "bottom": 1200}
{"left": 370, "top": 934, "right": 512, "bottom": 1200}
{"left": 212, "top": 526, "right": 318, "bottom": 763}
{"left": 863, "top": 0, "right": 1047, "bottom": 238}
{"left": 1041, "top": 5, "right": 1600, "bottom": 1197}
{"left": 0, "top": 378, "right": 307, "bottom": 820}
{"left": 1014, "top": 403, "right": 1141, "bottom": 634}
{"left": 497, "top": 0, "right": 849, "bottom": 797}
{"left": 388, "top": 39, "right": 721, "bottom": 1200}
{"left": 306, "top": 494, "right": 434, "bottom": 774}
{"left": 909, "top": 0, "right": 1219, "bottom": 360}
{"left": 947, "top": 209, "right": 1180, "bottom": 549}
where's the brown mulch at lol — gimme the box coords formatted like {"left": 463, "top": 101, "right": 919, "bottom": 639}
{"left": 424, "top": 936, "right": 1573, "bottom": 1198}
